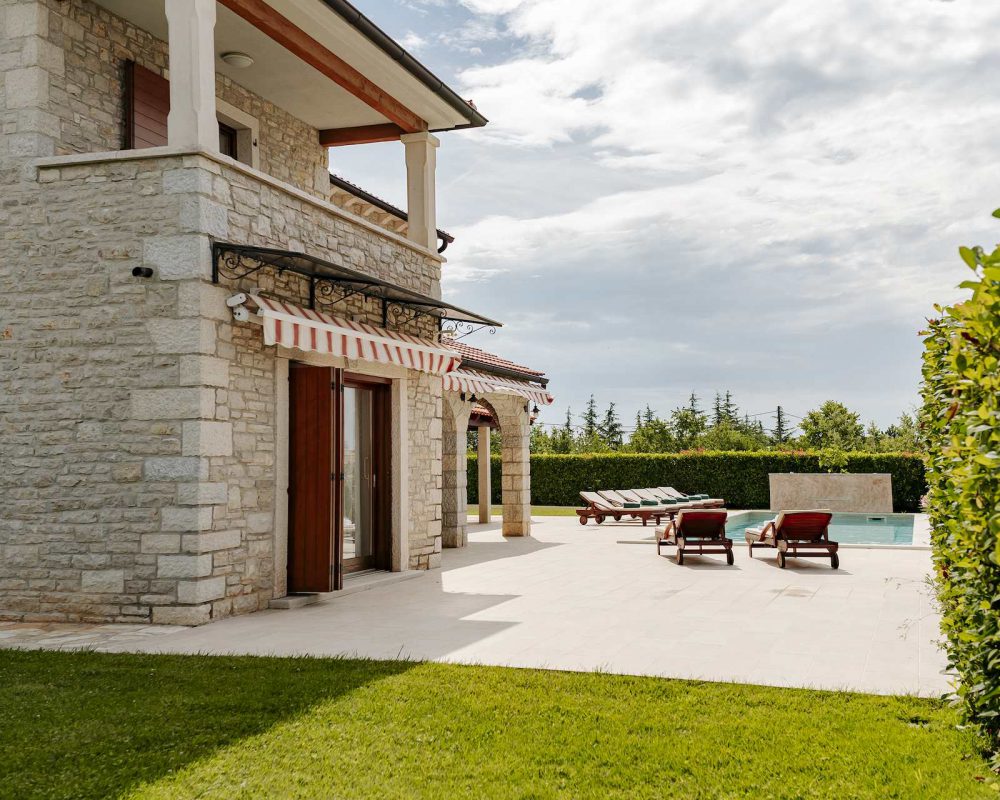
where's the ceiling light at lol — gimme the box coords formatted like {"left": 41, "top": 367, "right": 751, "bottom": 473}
{"left": 221, "top": 52, "right": 254, "bottom": 69}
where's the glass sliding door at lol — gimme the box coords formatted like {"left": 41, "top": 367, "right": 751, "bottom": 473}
{"left": 340, "top": 378, "right": 390, "bottom": 574}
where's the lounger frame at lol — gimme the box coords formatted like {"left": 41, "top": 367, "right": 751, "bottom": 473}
{"left": 657, "top": 510, "right": 733, "bottom": 565}
{"left": 746, "top": 510, "right": 839, "bottom": 569}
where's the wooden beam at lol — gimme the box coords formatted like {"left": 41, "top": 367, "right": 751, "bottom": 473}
{"left": 319, "top": 123, "right": 404, "bottom": 147}
{"left": 217, "top": 0, "right": 425, "bottom": 133}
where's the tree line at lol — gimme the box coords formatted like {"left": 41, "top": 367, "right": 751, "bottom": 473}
{"left": 524, "top": 392, "right": 920, "bottom": 454}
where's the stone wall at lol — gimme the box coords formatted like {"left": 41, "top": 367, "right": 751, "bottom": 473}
{"left": 34, "top": 0, "right": 329, "bottom": 197}
{"left": 768, "top": 473, "right": 894, "bottom": 514}
{"left": 0, "top": 156, "right": 193, "bottom": 623}
{"left": 0, "top": 148, "right": 445, "bottom": 623}
{"left": 1, "top": 0, "right": 449, "bottom": 624}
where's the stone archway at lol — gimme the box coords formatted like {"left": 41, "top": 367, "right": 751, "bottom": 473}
{"left": 441, "top": 390, "right": 533, "bottom": 544}
{"left": 481, "top": 392, "right": 532, "bottom": 537}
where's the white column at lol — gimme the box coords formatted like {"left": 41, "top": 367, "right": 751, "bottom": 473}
{"left": 400, "top": 131, "right": 439, "bottom": 250}
{"left": 166, "top": 0, "right": 218, "bottom": 151}
{"left": 478, "top": 423, "right": 491, "bottom": 523}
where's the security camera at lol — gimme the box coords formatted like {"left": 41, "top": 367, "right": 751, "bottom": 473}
{"left": 226, "top": 292, "right": 248, "bottom": 308}
{"left": 232, "top": 305, "right": 250, "bottom": 322}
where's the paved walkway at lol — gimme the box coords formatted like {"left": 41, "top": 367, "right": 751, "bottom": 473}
{"left": 0, "top": 517, "right": 949, "bottom": 696}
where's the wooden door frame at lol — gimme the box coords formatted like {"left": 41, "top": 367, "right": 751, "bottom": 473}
{"left": 286, "top": 364, "right": 394, "bottom": 593}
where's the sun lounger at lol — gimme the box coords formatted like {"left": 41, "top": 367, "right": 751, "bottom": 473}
{"left": 606, "top": 489, "right": 686, "bottom": 515}
{"left": 745, "top": 510, "right": 838, "bottom": 569}
{"left": 576, "top": 491, "right": 667, "bottom": 526}
{"left": 658, "top": 487, "right": 725, "bottom": 508}
{"left": 656, "top": 509, "right": 733, "bottom": 565}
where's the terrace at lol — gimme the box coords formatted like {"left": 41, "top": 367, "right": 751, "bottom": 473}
{"left": 0, "top": 515, "right": 946, "bottom": 697}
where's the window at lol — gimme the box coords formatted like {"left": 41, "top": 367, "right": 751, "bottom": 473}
{"left": 123, "top": 61, "right": 260, "bottom": 169}
{"left": 218, "top": 122, "right": 239, "bottom": 159}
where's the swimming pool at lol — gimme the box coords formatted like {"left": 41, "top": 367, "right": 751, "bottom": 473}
{"left": 725, "top": 511, "right": 917, "bottom": 546}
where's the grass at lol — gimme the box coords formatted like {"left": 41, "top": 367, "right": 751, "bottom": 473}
{"left": 0, "top": 650, "right": 992, "bottom": 799}
{"left": 469, "top": 504, "right": 577, "bottom": 517}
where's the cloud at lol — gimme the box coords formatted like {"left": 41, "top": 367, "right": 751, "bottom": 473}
{"left": 426, "top": 0, "right": 1000, "bottom": 425}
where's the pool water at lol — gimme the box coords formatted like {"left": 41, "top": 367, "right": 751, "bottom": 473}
{"left": 725, "top": 511, "right": 915, "bottom": 546}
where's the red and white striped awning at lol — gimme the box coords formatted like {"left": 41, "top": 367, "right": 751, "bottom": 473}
{"left": 247, "top": 295, "right": 461, "bottom": 376}
{"left": 443, "top": 368, "right": 554, "bottom": 405}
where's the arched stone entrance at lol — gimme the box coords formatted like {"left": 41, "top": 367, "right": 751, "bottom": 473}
{"left": 441, "top": 390, "right": 534, "bottom": 545}
{"left": 439, "top": 339, "right": 553, "bottom": 548}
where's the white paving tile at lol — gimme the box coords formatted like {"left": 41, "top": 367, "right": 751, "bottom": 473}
{"left": 0, "top": 517, "right": 952, "bottom": 696}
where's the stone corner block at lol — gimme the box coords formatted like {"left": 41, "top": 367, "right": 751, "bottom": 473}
{"left": 144, "top": 457, "right": 209, "bottom": 482}
{"left": 151, "top": 604, "right": 212, "bottom": 626}
{"left": 143, "top": 235, "right": 211, "bottom": 281}
{"left": 176, "top": 577, "right": 226, "bottom": 605}
{"left": 145, "top": 318, "right": 217, "bottom": 356}
{"left": 161, "top": 505, "right": 214, "bottom": 533}
{"left": 157, "top": 553, "right": 213, "bottom": 579}
{"left": 131, "top": 388, "right": 215, "bottom": 420}
{"left": 182, "top": 420, "right": 233, "bottom": 457}
{"left": 177, "top": 482, "right": 229, "bottom": 506}
{"left": 179, "top": 355, "right": 230, "bottom": 388}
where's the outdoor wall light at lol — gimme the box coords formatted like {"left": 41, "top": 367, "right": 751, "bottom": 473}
{"left": 532, "top": 404, "right": 540, "bottom": 415}
{"left": 221, "top": 52, "right": 254, "bottom": 68}
{"left": 131, "top": 266, "right": 154, "bottom": 278}
{"left": 469, "top": 393, "right": 478, "bottom": 403}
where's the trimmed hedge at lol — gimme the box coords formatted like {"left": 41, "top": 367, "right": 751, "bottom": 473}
{"left": 921, "top": 238, "right": 1000, "bottom": 752}
{"left": 468, "top": 451, "right": 926, "bottom": 512}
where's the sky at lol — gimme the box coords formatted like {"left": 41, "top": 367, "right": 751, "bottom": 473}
{"left": 333, "top": 0, "right": 1000, "bottom": 435}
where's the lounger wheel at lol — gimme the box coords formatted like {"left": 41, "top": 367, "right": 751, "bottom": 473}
{"left": 831, "top": 552, "right": 839, "bottom": 570}
{"left": 595, "top": 515, "right": 605, "bottom": 524}
{"left": 776, "top": 551, "right": 786, "bottom": 569}
{"left": 578, "top": 516, "right": 588, "bottom": 526}
{"left": 726, "top": 549, "right": 734, "bottom": 566}
{"left": 676, "top": 549, "right": 684, "bottom": 565}
{"left": 613, "top": 514, "right": 622, "bottom": 522}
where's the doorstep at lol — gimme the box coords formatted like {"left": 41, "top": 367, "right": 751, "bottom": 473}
{"left": 268, "top": 570, "right": 424, "bottom": 610}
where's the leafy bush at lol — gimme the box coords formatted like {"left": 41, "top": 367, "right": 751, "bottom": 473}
{"left": 468, "top": 451, "right": 925, "bottom": 512}
{"left": 921, "top": 232, "right": 1000, "bottom": 752}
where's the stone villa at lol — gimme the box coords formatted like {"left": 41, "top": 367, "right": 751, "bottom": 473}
{"left": 0, "top": 0, "right": 552, "bottom": 624}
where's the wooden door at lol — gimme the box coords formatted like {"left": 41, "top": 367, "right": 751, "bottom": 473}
{"left": 288, "top": 364, "right": 338, "bottom": 592}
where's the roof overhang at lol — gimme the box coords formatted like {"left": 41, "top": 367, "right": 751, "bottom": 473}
{"left": 92, "top": 0, "right": 486, "bottom": 135}
{"left": 212, "top": 242, "right": 502, "bottom": 327}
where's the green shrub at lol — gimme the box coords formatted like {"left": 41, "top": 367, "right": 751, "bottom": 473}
{"left": 920, "top": 233, "right": 1000, "bottom": 753}
{"left": 467, "top": 451, "right": 925, "bottom": 512}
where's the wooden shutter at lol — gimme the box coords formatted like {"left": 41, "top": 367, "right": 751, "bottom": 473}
{"left": 123, "top": 61, "right": 169, "bottom": 149}
{"left": 288, "top": 364, "right": 337, "bottom": 593}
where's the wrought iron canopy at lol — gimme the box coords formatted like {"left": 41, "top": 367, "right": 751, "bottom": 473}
{"left": 211, "top": 242, "right": 502, "bottom": 329}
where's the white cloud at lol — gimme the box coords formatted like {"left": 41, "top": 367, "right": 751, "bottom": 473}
{"left": 354, "top": 0, "right": 1000, "bottom": 425}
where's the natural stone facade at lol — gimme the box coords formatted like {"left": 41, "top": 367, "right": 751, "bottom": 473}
{"left": 0, "top": 0, "right": 446, "bottom": 624}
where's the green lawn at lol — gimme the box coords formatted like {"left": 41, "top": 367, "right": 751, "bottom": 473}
{"left": 470, "top": 504, "right": 577, "bottom": 517}
{"left": 0, "top": 650, "right": 992, "bottom": 799}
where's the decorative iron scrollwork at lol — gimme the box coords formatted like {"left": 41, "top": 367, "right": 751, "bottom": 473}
{"left": 442, "top": 320, "right": 497, "bottom": 340}
{"left": 314, "top": 280, "right": 364, "bottom": 311}
{"left": 384, "top": 302, "right": 425, "bottom": 329}
{"left": 211, "top": 243, "right": 501, "bottom": 332}
{"left": 214, "top": 250, "right": 280, "bottom": 281}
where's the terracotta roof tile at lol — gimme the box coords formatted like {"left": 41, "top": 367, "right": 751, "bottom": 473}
{"left": 444, "top": 339, "right": 546, "bottom": 378}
